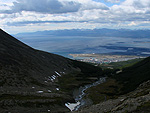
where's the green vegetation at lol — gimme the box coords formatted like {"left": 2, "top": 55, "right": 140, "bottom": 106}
{"left": 85, "top": 79, "right": 122, "bottom": 104}
{"left": 72, "top": 60, "right": 103, "bottom": 77}
{"left": 114, "top": 57, "right": 150, "bottom": 94}
{"left": 0, "top": 94, "right": 59, "bottom": 100}
{"left": 99, "top": 57, "right": 150, "bottom": 95}
{"left": 85, "top": 57, "right": 150, "bottom": 104}
{"left": 58, "top": 73, "right": 80, "bottom": 93}
{"left": 0, "top": 94, "right": 65, "bottom": 108}
{"left": 99, "top": 58, "right": 143, "bottom": 69}
{"left": 58, "top": 60, "right": 103, "bottom": 95}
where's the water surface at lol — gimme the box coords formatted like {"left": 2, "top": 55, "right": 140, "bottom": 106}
{"left": 15, "top": 35, "right": 150, "bottom": 57}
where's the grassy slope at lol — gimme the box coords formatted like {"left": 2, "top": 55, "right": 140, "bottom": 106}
{"left": 114, "top": 57, "right": 150, "bottom": 94}
{"left": 58, "top": 60, "right": 103, "bottom": 95}
{"left": 86, "top": 57, "right": 150, "bottom": 104}
{"left": 99, "top": 58, "right": 143, "bottom": 69}
{"left": 85, "top": 78, "right": 121, "bottom": 104}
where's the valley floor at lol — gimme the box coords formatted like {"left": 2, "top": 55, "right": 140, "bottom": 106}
{"left": 71, "top": 80, "right": 150, "bottom": 113}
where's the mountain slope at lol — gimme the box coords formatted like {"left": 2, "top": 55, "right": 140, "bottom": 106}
{"left": 114, "top": 56, "right": 150, "bottom": 94}
{"left": 0, "top": 29, "right": 73, "bottom": 87}
{"left": 0, "top": 29, "right": 102, "bottom": 112}
{"left": 73, "top": 57, "right": 150, "bottom": 113}
{"left": 73, "top": 79, "right": 150, "bottom": 113}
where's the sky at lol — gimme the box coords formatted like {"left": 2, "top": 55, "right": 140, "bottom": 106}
{"left": 0, "top": 0, "right": 150, "bottom": 34}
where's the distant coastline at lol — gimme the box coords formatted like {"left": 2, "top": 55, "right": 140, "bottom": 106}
{"left": 69, "top": 53, "right": 145, "bottom": 64}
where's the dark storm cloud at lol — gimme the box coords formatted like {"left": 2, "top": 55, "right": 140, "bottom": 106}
{"left": 1, "top": 0, "right": 81, "bottom": 14}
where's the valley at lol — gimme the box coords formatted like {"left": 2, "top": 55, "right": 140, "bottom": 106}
{"left": 71, "top": 57, "right": 150, "bottom": 113}
{"left": 65, "top": 77, "right": 106, "bottom": 111}
{"left": 0, "top": 29, "right": 150, "bottom": 113}
{"left": 1, "top": 0, "right": 150, "bottom": 112}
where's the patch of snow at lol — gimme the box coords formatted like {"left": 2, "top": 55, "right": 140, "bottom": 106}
{"left": 120, "top": 99, "right": 124, "bottom": 102}
{"left": 32, "top": 87, "right": 35, "bottom": 89}
{"left": 37, "top": 91, "right": 43, "bottom": 93}
{"left": 116, "top": 70, "right": 122, "bottom": 74}
{"left": 65, "top": 102, "right": 80, "bottom": 111}
{"left": 48, "top": 90, "right": 51, "bottom": 93}
{"left": 53, "top": 75, "right": 56, "bottom": 78}
{"left": 48, "top": 76, "right": 55, "bottom": 81}
{"left": 53, "top": 75, "right": 57, "bottom": 79}
{"left": 45, "top": 72, "right": 63, "bottom": 83}
{"left": 56, "top": 88, "right": 59, "bottom": 91}
{"left": 51, "top": 79, "right": 54, "bottom": 82}
{"left": 51, "top": 76, "right": 55, "bottom": 80}
{"left": 55, "top": 71, "right": 62, "bottom": 76}
{"left": 48, "top": 110, "right": 50, "bottom": 112}
{"left": 46, "top": 76, "right": 56, "bottom": 82}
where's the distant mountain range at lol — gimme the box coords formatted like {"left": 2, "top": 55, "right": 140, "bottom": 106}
{"left": 16, "top": 28, "right": 150, "bottom": 38}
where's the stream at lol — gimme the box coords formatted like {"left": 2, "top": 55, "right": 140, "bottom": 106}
{"left": 65, "top": 77, "right": 106, "bottom": 111}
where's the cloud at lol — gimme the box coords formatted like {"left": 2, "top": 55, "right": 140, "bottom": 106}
{"left": 109, "top": 0, "right": 150, "bottom": 28}
{"left": 7, "top": 20, "right": 88, "bottom": 26}
{"left": 78, "top": 0, "right": 109, "bottom": 10}
{"left": 122, "top": 0, "right": 150, "bottom": 9}
{"left": 1, "top": 0, "right": 81, "bottom": 14}
{"left": 0, "top": 4, "right": 11, "bottom": 11}
{"left": 1, "top": 0, "right": 150, "bottom": 34}
{"left": 1, "top": 0, "right": 149, "bottom": 23}
{"left": 0, "top": 0, "right": 109, "bottom": 14}
{"left": 105, "top": 0, "right": 120, "bottom": 3}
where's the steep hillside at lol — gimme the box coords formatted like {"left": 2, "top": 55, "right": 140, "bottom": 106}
{"left": 114, "top": 56, "right": 150, "bottom": 94}
{"left": 74, "top": 56, "right": 150, "bottom": 113}
{"left": 0, "top": 29, "right": 102, "bottom": 113}
{"left": 73, "top": 80, "right": 150, "bottom": 113}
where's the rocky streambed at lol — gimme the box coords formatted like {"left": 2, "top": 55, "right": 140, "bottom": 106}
{"left": 65, "top": 77, "right": 106, "bottom": 111}
{"left": 71, "top": 80, "right": 150, "bottom": 113}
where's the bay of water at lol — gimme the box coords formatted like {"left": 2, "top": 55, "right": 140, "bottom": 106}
{"left": 15, "top": 35, "right": 150, "bottom": 58}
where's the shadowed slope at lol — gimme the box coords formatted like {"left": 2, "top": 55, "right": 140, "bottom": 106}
{"left": 0, "top": 29, "right": 102, "bottom": 113}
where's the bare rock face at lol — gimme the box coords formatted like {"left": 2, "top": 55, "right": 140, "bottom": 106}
{"left": 0, "top": 29, "right": 102, "bottom": 112}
